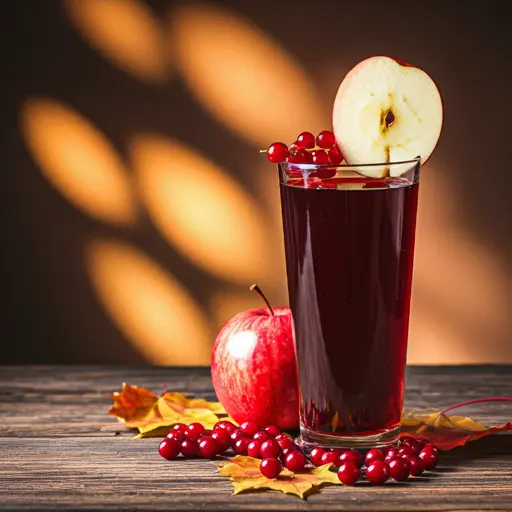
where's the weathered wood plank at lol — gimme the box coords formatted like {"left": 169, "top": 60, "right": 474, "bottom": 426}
{"left": 0, "top": 366, "right": 511, "bottom": 511}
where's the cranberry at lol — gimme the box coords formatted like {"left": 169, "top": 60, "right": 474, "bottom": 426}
{"left": 398, "top": 446, "right": 414, "bottom": 457}
{"left": 260, "top": 439, "right": 281, "bottom": 459}
{"left": 288, "top": 145, "right": 312, "bottom": 164}
{"left": 366, "top": 460, "right": 390, "bottom": 485}
{"left": 213, "top": 420, "right": 237, "bottom": 435}
{"left": 264, "top": 425, "right": 281, "bottom": 437}
{"left": 253, "top": 431, "right": 271, "bottom": 443}
{"left": 296, "top": 131, "right": 315, "bottom": 149}
{"left": 200, "top": 429, "right": 213, "bottom": 437}
{"left": 230, "top": 429, "right": 247, "bottom": 446}
{"left": 338, "top": 449, "right": 363, "bottom": 468}
{"left": 419, "top": 447, "right": 439, "bottom": 469}
{"left": 166, "top": 430, "right": 185, "bottom": 443}
{"left": 402, "top": 439, "right": 423, "bottom": 455}
{"left": 275, "top": 434, "right": 294, "bottom": 451}
{"left": 211, "top": 429, "right": 231, "bottom": 452}
{"left": 320, "top": 450, "right": 337, "bottom": 466}
{"left": 280, "top": 447, "right": 297, "bottom": 462}
{"left": 180, "top": 439, "right": 199, "bottom": 458}
{"left": 312, "top": 150, "right": 329, "bottom": 165}
{"left": 407, "top": 456, "right": 426, "bottom": 476}
{"left": 267, "top": 142, "right": 289, "bottom": 163}
{"left": 328, "top": 145, "right": 343, "bottom": 165}
{"left": 240, "top": 421, "right": 260, "bottom": 436}
{"left": 260, "top": 458, "right": 282, "bottom": 479}
{"left": 316, "top": 130, "right": 336, "bottom": 149}
{"left": 389, "top": 458, "right": 410, "bottom": 481}
{"left": 337, "top": 462, "right": 361, "bottom": 486}
{"left": 365, "top": 448, "right": 384, "bottom": 465}
{"left": 171, "top": 423, "right": 188, "bottom": 433}
{"left": 158, "top": 438, "right": 180, "bottom": 460}
{"left": 310, "top": 448, "right": 326, "bottom": 467}
{"left": 384, "top": 447, "right": 399, "bottom": 462}
{"left": 247, "top": 440, "right": 262, "bottom": 458}
{"left": 234, "top": 437, "right": 250, "bottom": 455}
{"left": 198, "top": 436, "right": 218, "bottom": 458}
{"left": 285, "top": 451, "right": 306, "bottom": 472}
{"left": 186, "top": 422, "right": 205, "bottom": 440}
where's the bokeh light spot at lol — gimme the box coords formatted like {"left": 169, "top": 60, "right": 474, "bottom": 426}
{"left": 21, "top": 97, "right": 137, "bottom": 226}
{"left": 131, "top": 134, "right": 271, "bottom": 285}
{"left": 169, "top": 2, "right": 326, "bottom": 146}
{"left": 64, "top": 0, "right": 168, "bottom": 84}
{"left": 86, "top": 238, "right": 212, "bottom": 365}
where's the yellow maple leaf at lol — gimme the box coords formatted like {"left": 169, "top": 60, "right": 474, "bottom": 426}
{"left": 109, "top": 383, "right": 227, "bottom": 436}
{"left": 217, "top": 456, "right": 340, "bottom": 499}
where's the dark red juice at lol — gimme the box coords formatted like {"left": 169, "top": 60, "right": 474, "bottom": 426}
{"left": 280, "top": 175, "right": 419, "bottom": 438}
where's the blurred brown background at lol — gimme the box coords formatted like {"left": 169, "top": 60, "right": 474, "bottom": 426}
{"left": 3, "top": 0, "right": 511, "bottom": 365}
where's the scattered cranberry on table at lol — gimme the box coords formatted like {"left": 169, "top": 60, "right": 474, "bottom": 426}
{"left": 419, "top": 445, "right": 439, "bottom": 469}
{"left": 320, "top": 450, "right": 337, "bottom": 465}
{"left": 365, "top": 448, "right": 384, "bottom": 465}
{"left": 253, "top": 431, "right": 271, "bottom": 443}
{"left": 260, "top": 457, "right": 282, "bottom": 479}
{"left": 337, "top": 462, "right": 361, "bottom": 486}
{"left": 366, "top": 460, "right": 390, "bottom": 485}
{"left": 247, "top": 440, "right": 262, "bottom": 458}
{"left": 229, "top": 429, "right": 246, "bottom": 446}
{"left": 275, "top": 433, "right": 294, "bottom": 451}
{"left": 213, "top": 420, "right": 237, "bottom": 435}
{"left": 158, "top": 438, "right": 180, "bottom": 460}
{"left": 310, "top": 447, "right": 326, "bottom": 467}
{"left": 198, "top": 436, "right": 218, "bottom": 458}
{"left": 260, "top": 439, "right": 281, "bottom": 459}
{"left": 157, "top": 420, "right": 440, "bottom": 486}
{"left": 284, "top": 451, "right": 306, "bottom": 472}
{"left": 407, "top": 455, "right": 426, "bottom": 476}
{"left": 388, "top": 458, "right": 410, "bottom": 481}
{"left": 166, "top": 429, "right": 185, "bottom": 443}
{"left": 180, "top": 439, "right": 199, "bottom": 458}
{"left": 211, "top": 429, "right": 230, "bottom": 452}
{"left": 264, "top": 424, "right": 281, "bottom": 437}
{"left": 186, "top": 422, "right": 205, "bottom": 440}
{"left": 338, "top": 449, "right": 363, "bottom": 468}
{"left": 240, "top": 420, "right": 260, "bottom": 436}
{"left": 234, "top": 437, "right": 250, "bottom": 455}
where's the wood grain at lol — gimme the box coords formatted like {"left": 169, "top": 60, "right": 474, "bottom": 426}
{"left": 0, "top": 365, "right": 511, "bottom": 511}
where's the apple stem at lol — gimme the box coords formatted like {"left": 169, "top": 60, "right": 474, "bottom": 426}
{"left": 250, "top": 284, "right": 274, "bottom": 316}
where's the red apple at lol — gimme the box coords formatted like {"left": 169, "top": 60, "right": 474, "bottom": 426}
{"left": 211, "top": 285, "right": 299, "bottom": 430}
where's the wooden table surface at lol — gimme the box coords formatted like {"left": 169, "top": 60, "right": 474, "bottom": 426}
{"left": 1, "top": 365, "right": 511, "bottom": 511}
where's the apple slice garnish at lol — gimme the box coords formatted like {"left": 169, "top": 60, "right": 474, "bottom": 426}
{"left": 332, "top": 56, "right": 443, "bottom": 177}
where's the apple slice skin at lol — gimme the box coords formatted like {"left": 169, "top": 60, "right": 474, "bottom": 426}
{"left": 332, "top": 56, "right": 443, "bottom": 178}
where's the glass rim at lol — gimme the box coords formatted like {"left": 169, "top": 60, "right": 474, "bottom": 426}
{"left": 278, "top": 155, "right": 421, "bottom": 169}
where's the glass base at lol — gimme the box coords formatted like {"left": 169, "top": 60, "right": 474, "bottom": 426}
{"left": 297, "top": 424, "right": 400, "bottom": 452}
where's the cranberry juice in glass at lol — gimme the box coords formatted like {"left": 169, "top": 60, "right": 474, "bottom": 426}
{"left": 279, "top": 158, "right": 420, "bottom": 449}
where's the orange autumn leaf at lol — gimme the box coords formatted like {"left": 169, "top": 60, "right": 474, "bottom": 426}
{"left": 217, "top": 456, "right": 340, "bottom": 499}
{"left": 109, "top": 383, "right": 227, "bottom": 435}
{"left": 401, "top": 411, "right": 512, "bottom": 451}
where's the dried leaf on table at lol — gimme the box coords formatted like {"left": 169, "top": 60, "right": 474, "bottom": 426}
{"left": 109, "top": 383, "right": 227, "bottom": 436}
{"left": 217, "top": 455, "right": 340, "bottom": 499}
{"left": 401, "top": 411, "right": 512, "bottom": 451}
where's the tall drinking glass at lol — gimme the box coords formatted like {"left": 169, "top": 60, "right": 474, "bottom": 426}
{"left": 279, "top": 158, "right": 420, "bottom": 449}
